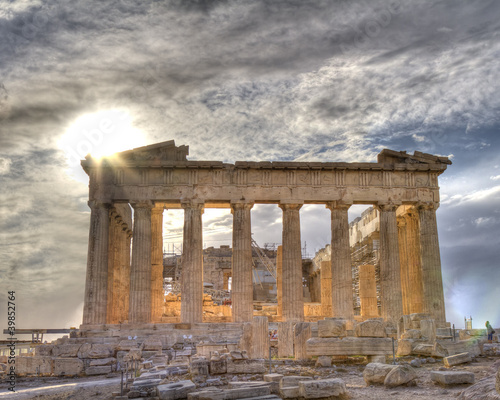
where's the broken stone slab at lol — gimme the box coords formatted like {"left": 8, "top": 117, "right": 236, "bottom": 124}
{"left": 15, "top": 356, "right": 53, "bottom": 376}
{"left": 85, "top": 365, "right": 112, "bottom": 375}
{"left": 410, "top": 313, "right": 432, "bottom": 329}
{"left": 315, "top": 355, "right": 332, "bottom": 367}
{"left": 228, "top": 382, "right": 271, "bottom": 389}
{"left": 226, "top": 359, "right": 266, "bottom": 374}
{"left": 187, "top": 386, "right": 270, "bottom": 400}
{"left": 420, "top": 319, "right": 437, "bottom": 342}
{"left": 396, "top": 339, "right": 413, "bottom": 356}
{"left": 401, "top": 329, "right": 422, "bottom": 340}
{"left": 143, "top": 338, "right": 163, "bottom": 351}
{"left": 298, "top": 378, "right": 348, "bottom": 399}
{"left": 116, "top": 339, "right": 141, "bottom": 351}
{"left": 431, "top": 371, "right": 474, "bottom": 385}
{"left": 89, "top": 357, "right": 116, "bottom": 367}
{"left": 132, "top": 378, "right": 162, "bottom": 391}
{"left": 439, "top": 340, "right": 480, "bottom": 357}
{"left": 136, "top": 370, "right": 168, "bottom": 381}
{"left": 157, "top": 380, "right": 196, "bottom": 400}
{"left": 210, "top": 359, "right": 227, "bottom": 374}
{"left": 264, "top": 373, "right": 283, "bottom": 394}
{"left": 318, "top": 318, "right": 347, "bottom": 338}
{"left": 384, "top": 364, "right": 417, "bottom": 387}
{"left": 306, "top": 337, "right": 393, "bottom": 356}
{"left": 412, "top": 343, "right": 445, "bottom": 358}
{"left": 355, "top": 319, "right": 385, "bottom": 338}
{"left": 279, "top": 386, "right": 300, "bottom": 399}
{"left": 457, "top": 376, "right": 500, "bottom": 400}
{"left": 34, "top": 345, "right": 54, "bottom": 357}
{"left": 191, "top": 358, "right": 209, "bottom": 376}
{"left": 52, "top": 344, "right": 82, "bottom": 358}
{"left": 280, "top": 375, "right": 314, "bottom": 388}
{"left": 444, "top": 352, "right": 472, "bottom": 367}
{"left": 363, "top": 363, "right": 397, "bottom": 385}
{"left": 54, "top": 358, "right": 84, "bottom": 376}
{"left": 77, "top": 343, "right": 115, "bottom": 359}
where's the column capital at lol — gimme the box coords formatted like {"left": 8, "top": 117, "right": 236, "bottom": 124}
{"left": 151, "top": 206, "right": 164, "bottom": 216}
{"left": 279, "top": 202, "right": 303, "bottom": 211}
{"left": 130, "top": 200, "right": 153, "bottom": 210}
{"left": 415, "top": 201, "right": 439, "bottom": 211}
{"left": 230, "top": 201, "right": 254, "bottom": 213}
{"left": 375, "top": 202, "right": 401, "bottom": 212}
{"left": 325, "top": 201, "right": 352, "bottom": 211}
{"left": 180, "top": 199, "right": 205, "bottom": 211}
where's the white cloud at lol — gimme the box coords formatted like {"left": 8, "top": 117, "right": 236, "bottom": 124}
{"left": 0, "top": 158, "right": 12, "bottom": 174}
{"left": 490, "top": 175, "right": 500, "bottom": 181}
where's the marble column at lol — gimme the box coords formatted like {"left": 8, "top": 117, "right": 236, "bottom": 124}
{"left": 117, "top": 222, "right": 131, "bottom": 323}
{"left": 397, "top": 215, "right": 409, "bottom": 316}
{"left": 417, "top": 202, "right": 446, "bottom": 323}
{"left": 151, "top": 205, "right": 164, "bottom": 323}
{"left": 231, "top": 202, "right": 254, "bottom": 322}
{"left": 358, "top": 264, "right": 378, "bottom": 318}
{"left": 320, "top": 260, "right": 333, "bottom": 317}
{"left": 106, "top": 209, "right": 122, "bottom": 324}
{"left": 277, "top": 245, "right": 283, "bottom": 317}
{"left": 279, "top": 203, "right": 304, "bottom": 322}
{"left": 377, "top": 203, "right": 403, "bottom": 322}
{"left": 180, "top": 201, "right": 204, "bottom": 324}
{"left": 129, "top": 202, "right": 153, "bottom": 323}
{"left": 326, "top": 201, "right": 354, "bottom": 320}
{"left": 400, "top": 209, "right": 424, "bottom": 314}
{"left": 83, "top": 201, "right": 110, "bottom": 325}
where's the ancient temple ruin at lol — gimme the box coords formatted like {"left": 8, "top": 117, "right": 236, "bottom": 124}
{"left": 80, "top": 140, "right": 451, "bottom": 329}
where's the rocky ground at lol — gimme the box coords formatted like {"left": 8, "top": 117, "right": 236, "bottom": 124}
{"left": 1, "top": 355, "right": 499, "bottom": 400}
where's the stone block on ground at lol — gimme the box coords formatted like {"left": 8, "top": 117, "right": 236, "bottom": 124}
{"left": 226, "top": 359, "right": 266, "bottom": 374}
{"left": 188, "top": 386, "right": 270, "bottom": 400}
{"left": 397, "top": 339, "right": 413, "bottom": 356}
{"left": 420, "top": 319, "right": 437, "bottom": 342}
{"left": 444, "top": 352, "right": 472, "bottom": 367}
{"left": 401, "top": 329, "right": 422, "bottom": 340}
{"left": 280, "top": 375, "right": 313, "bottom": 388}
{"left": 431, "top": 371, "right": 474, "bottom": 385}
{"left": 294, "top": 322, "right": 312, "bottom": 360}
{"left": 298, "top": 378, "right": 348, "bottom": 399}
{"left": 52, "top": 344, "right": 82, "bottom": 358}
{"left": 89, "top": 357, "right": 116, "bottom": 367}
{"left": 384, "top": 365, "right": 417, "bottom": 387}
{"left": 318, "top": 318, "right": 346, "bottom": 338}
{"left": 190, "top": 357, "right": 209, "bottom": 376}
{"left": 210, "top": 359, "right": 227, "bottom": 374}
{"left": 363, "top": 363, "right": 397, "bottom": 385}
{"left": 315, "top": 355, "right": 332, "bottom": 367}
{"left": 457, "top": 376, "right": 500, "bottom": 400}
{"left": 278, "top": 321, "right": 294, "bottom": 358}
{"left": 157, "top": 380, "right": 196, "bottom": 400}
{"left": 54, "top": 358, "right": 84, "bottom": 376}
{"left": 264, "top": 374, "right": 283, "bottom": 394}
{"left": 15, "top": 356, "right": 53, "bottom": 376}
{"left": 34, "top": 345, "right": 54, "bottom": 357}
{"left": 306, "top": 337, "right": 393, "bottom": 356}
{"left": 410, "top": 313, "right": 432, "bottom": 329}
{"left": 85, "top": 365, "right": 112, "bottom": 375}
{"left": 355, "top": 319, "right": 385, "bottom": 338}
{"left": 77, "top": 343, "right": 115, "bottom": 359}
{"left": 143, "top": 337, "right": 163, "bottom": 351}
{"left": 116, "top": 339, "right": 140, "bottom": 351}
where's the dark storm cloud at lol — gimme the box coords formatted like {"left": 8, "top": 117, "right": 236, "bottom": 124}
{"left": 1, "top": 0, "right": 500, "bottom": 329}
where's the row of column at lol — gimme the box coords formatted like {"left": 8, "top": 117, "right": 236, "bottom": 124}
{"left": 82, "top": 199, "right": 445, "bottom": 326}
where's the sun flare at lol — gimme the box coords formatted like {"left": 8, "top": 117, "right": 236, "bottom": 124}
{"left": 58, "top": 109, "right": 146, "bottom": 182}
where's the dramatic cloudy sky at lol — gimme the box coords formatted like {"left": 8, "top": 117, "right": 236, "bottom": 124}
{"left": 1, "top": 0, "right": 499, "bottom": 336}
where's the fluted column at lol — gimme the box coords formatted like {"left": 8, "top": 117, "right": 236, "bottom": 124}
{"left": 397, "top": 215, "right": 410, "bottom": 316}
{"left": 398, "top": 209, "right": 425, "bottom": 315}
{"left": 377, "top": 203, "right": 403, "bottom": 322}
{"left": 320, "top": 260, "right": 333, "bottom": 317}
{"left": 83, "top": 201, "right": 110, "bottom": 325}
{"left": 231, "top": 201, "right": 254, "bottom": 322}
{"left": 106, "top": 208, "right": 122, "bottom": 324}
{"left": 129, "top": 201, "right": 153, "bottom": 323}
{"left": 359, "top": 264, "right": 378, "bottom": 318}
{"left": 326, "top": 201, "right": 354, "bottom": 320}
{"left": 277, "top": 245, "right": 283, "bottom": 317}
{"left": 121, "top": 230, "right": 132, "bottom": 322}
{"left": 417, "top": 202, "right": 446, "bottom": 323}
{"left": 180, "top": 201, "right": 204, "bottom": 324}
{"left": 151, "top": 205, "right": 164, "bottom": 323}
{"left": 279, "top": 203, "right": 304, "bottom": 322}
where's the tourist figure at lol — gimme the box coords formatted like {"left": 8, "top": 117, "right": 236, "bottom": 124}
{"left": 486, "top": 321, "right": 494, "bottom": 343}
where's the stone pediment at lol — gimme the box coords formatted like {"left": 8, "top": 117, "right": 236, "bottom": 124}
{"left": 377, "top": 149, "right": 452, "bottom": 165}
{"left": 117, "top": 140, "right": 189, "bottom": 162}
